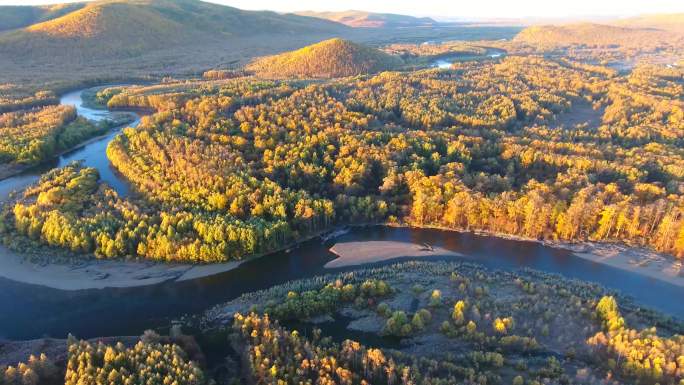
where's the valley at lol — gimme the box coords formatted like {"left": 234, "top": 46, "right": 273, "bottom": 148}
{"left": 0, "top": 0, "right": 683, "bottom": 384}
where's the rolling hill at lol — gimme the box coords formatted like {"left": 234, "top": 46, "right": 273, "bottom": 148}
{"left": 0, "top": 0, "right": 356, "bottom": 86}
{"left": 613, "top": 13, "right": 684, "bottom": 34}
{"left": 246, "top": 38, "right": 403, "bottom": 78}
{"left": 513, "top": 23, "right": 678, "bottom": 48}
{"left": 0, "top": 0, "right": 348, "bottom": 62}
{"left": 296, "top": 10, "right": 436, "bottom": 28}
{"left": 0, "top": 3, "right": 85, "bottom": 31}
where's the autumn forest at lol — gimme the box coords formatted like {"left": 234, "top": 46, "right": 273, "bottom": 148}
{"left": 2, "top": 56, "right": 683, "bottom": 264}
{"left": 0, "top": 1, "right": 683, "bottom": 384}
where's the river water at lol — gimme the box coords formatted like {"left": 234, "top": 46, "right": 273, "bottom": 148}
{"left": 0, "top": 88, "right": 681, "bottom": 341}
{"left": 432, "top": 48, "right": 506, "bottom": 69}
{"left": 0, "top": 89, "right": 138, "bottom": 201}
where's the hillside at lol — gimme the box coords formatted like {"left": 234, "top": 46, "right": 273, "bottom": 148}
{"left": 296, "top": 10, "right": 436, "bottom": 28}
{"left": 246, "top": 38, "right": 403, "bottom": 78}
{"left": 513, "top": 22, "right": 679, "bottom": 49}
{"left": 0, "top": 0, "right": 349, "bottom": 82}
{"left": 614, "top": 13, "right": 684, "bottom": 34}
{"left": 0, "top": 0, "right": 347, "bottom": 61}
{"left": 0, "top": 3, "right": 85, "bottom": 31}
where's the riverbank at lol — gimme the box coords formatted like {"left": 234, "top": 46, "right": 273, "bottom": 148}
{"left": 382, "top": 223, "right": 684, "bottom": 288}
{"left": 0, "top": 245, "right": 181, "bottom": 290}
{"left": 556, "top": 241, "right": 684, "bottom": 288}
{"left": 0, "top": 244, "right": 246, "bottom": 290}
{"left": 0, "top": 164, "right": 31, "bottom": 182}
{"left": 0, "top": 113, "right": 137, "bottom": 186}
{"left": 1, "top": 221, "right": 682, "bottom": 290}
{"left": 0, "top": 225, "right": 336, "bottom": 290}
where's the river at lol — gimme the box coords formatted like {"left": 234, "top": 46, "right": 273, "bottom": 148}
{"left": 0, "top": 88, "right": 682, "bottom": 341}
{"left": 0, "top": 89, "right": 138, "bottom": 201}
{"left": 432, "top": 48, "right": 506, "bottom": 69}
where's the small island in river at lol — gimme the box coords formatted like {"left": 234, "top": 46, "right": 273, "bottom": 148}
{"left": 326, "top": 240, "right": 462, "bottom": 268}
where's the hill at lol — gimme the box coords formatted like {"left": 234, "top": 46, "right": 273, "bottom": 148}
{"left": 513, "top": 23, "right": 678, "bottom": 48}
{"left": 0, "top": 0, "right": 348, "bottom": 62}
{"left": 0, "top": 0, "right": 351, "bottom": 86}
{"left": 246, "top": 38, "right": 403, "bottom": 78}
{"left": 296, "top": 10, "right": 436, "bottom": 28}
{"left": 0, "top": 3, "right": 84, "bottom": 31}
{"left": 613, "top": 13, "right": 684, "bottom": 34}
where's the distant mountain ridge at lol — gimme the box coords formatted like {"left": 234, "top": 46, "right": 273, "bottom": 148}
{"left": 246, "top": 38, "right": 403, "bottom": 78}
{"left": 296, "top": 10, "right": 436, "bottom": 28}
{"left": 613, "top": 13, "right": 684, "bottom": 34}
{"left": 513, "top": 22, "right": 680, "bottom": 48}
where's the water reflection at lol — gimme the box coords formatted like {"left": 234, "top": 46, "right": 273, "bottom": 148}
{"left": 0, "top": 226, "right": 681, "bottom": 340}
{"left": 432, "top": 48, "right": 507, "bottom": 69}
{"left": 0, "top": 90, "right": 679, "bottom": 341}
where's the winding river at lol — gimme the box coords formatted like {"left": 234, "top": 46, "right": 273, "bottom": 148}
{"left": 0, "top": 89, "right": 138, "bottom": 201}
{"left": 0, "top": 88, "right": 682, "bottom": 341}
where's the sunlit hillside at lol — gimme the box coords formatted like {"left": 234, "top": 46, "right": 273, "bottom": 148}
{"left": 614, "top": 13, "right": 684, "bottom": 34}
{"left": 246, "top": 37, "right": 404, "bottom": 78}
{"left": 513, "top": 22, "right": 680, "bottom": 48}
{"left": 0, "top": 3, "right": 85, "bottom": 31}
{"left": 0, "top": 0, "right": 348, "bottom": 60}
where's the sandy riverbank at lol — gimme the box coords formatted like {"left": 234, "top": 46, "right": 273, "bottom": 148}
{"left": 326, "top": 236, "right": 684, "bottom": 287}
{"left": 2, "top": 222, "right": 682, "bottom": 290}
{"left": 382, "top": 223, "right": 684, "bottom": 288}
{"left": 0, "top": 225, "right": 340, "bottom": 289}
{"left": 0, "top": 245, "right": 243, "bottom": 291}
{"left": 325, "top": 240, "right": 463, "bottom": 268}
{"left": 555, "top": 241, "right": 684, "bottom": 288}
{"left": 0, "top": 226, "right": 333, "bottom": 290}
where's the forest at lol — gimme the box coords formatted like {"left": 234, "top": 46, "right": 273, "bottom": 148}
{"left": 0, "top": 330, "right": 205, "bottom": 385}
{"left": 212, "top": 260, "right": 684, "bottom": 384}
{"left": 1, "top": 2, "right": 683, "bottom": 385}
{"left": 245, "top": 38, "right": 404, "bottom": 78}
{"left": 0, "top": 87, "right": 57, "bottom": 114}
{"left": 2, "top": 261, "right": 682, "bottom": 384}
{"left": 0, "top": 104, "right": 118, "bottom": 170}
{"left": 2, "top": 55, "right": 683, "bottom": 264}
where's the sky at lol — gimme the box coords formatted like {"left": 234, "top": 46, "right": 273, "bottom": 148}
{"left": 3, "top": 0, "right": 684, "bottom": 20}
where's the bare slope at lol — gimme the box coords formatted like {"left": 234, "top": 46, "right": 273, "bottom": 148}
{"left": 246, "top": 38, "right": 404, "bottom": 78}
{"left": 0, "top": 0, "right": 348, "bottom": 61}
